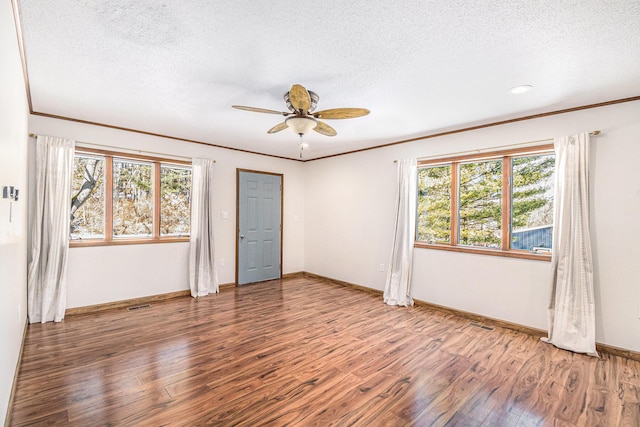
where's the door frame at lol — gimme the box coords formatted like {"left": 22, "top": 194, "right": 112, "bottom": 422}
{"left": 235, "top": 168, "right": 284, "bottom": 285}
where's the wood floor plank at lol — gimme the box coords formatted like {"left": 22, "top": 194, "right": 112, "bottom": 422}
{"left": 8, "top": 277, "right": 640, "bottom": 426}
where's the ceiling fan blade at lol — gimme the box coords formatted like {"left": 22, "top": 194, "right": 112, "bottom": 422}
{"left": 267, "top": 122, "right": 289, "bottom": 134}
{"left": 288, "top": 84, "right": 311, "bottom": 112}
{"left": 313, "top": 108, "right": 370, "bottom": 119}
{"left": 232, "top": 105, "right": 288, "bottom": 115}
{"left": 313, "top": 121, "right": 337, "bottom": 137}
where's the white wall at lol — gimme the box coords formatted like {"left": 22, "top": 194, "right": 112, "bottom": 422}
{"left": 0, "top": 1, "right": 29, "bottom": 423}
{"left": 305, "top": 100, "right": 640, "bottom": 353}
{"left": 29, "top": 115, "right": 306, "bottom": 308}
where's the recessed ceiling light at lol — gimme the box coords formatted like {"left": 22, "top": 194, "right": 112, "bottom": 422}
{"left": 509, "top": 85, "right": 533, "bottom": 94}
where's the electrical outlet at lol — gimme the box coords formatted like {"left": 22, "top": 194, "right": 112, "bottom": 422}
{"left": 220, "top": 259, "right": 225, "bottom": 267}
{"left": 379, "top": 264, "right": 385, "bottom": 272}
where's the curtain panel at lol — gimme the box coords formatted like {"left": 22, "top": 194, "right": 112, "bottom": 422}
{"left": 189, "top": 158, "right": 218, "bottom": 297}
{"left": 383, "top": 158, "right": 417, "bottom": 307}
{"left": 27, "top": 135, "right": 75, "bottom": 323}
{"left": 543, "top": 132, "right": 597, "bottom": 356}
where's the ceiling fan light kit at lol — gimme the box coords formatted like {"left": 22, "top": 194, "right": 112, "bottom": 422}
{"left": 285, "top": 116, "right": 318, "bottom": 135}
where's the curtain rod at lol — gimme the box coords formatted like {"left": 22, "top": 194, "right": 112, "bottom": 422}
{"left": 393, "top": 130, "right": 600, "bottom": 163}
{"left": 28, "top": 133, "right": 211, "bottom": 162}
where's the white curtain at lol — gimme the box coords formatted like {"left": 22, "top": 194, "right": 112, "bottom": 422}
{"left": 384, "top": 158, "right": 417, "bottom": 307}
{"left": 27, "top": 135, "right": 75, "bottom": 323}
{"left": 189, "top": 158, "right": 218, "bottom": 297}
{"left": 543, "top": 132, "right": 597, "bottom": 356}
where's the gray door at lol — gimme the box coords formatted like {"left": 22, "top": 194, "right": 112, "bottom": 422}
{"left": 237, "top": 170, "right": 282, "bottom": 285}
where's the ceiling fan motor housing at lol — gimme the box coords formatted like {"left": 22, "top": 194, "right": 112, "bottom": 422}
{"left": 284, "top": 90, "right": 319, "bottom": 112}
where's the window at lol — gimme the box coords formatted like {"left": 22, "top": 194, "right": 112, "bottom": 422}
{"left": 70, "top": 153, "right": 105, "bottom": 239}
{"left": 417, "top": 165, "right": 451, "bottom": 244}
{"left": 70, "top": 148, "right": 191, "bottom": 246}
{"left": 160, "top": 164, "right": 192, "bottom": 236}
{"left": 416, "top": 144, "right": 555, "bottom": 260}
{"left": 113, "top": 159, "right": 153, "bottom": 238}
{"left": 459, "top": 159, "right": 502, "bottom": 247}
{"left": 510, "top": 153, "right": 554, "bottom": 252}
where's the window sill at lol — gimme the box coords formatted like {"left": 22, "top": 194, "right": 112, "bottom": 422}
{"left": 414, "top": 241, "right": 551, "bottom": 261}
{"left": 70, "top": 236, "right": 190, "bottom": 248}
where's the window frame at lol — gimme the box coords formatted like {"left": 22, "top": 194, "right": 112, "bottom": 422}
{"left": 70, "top": 147, "right": 192, "bottom": 247}
{"left": 415, "top": 144, "right": 554, "bottom": 261}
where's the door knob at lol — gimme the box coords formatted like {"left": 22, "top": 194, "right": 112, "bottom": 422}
{"left": 240, "top": 234, "right": 245, "bottom": 239}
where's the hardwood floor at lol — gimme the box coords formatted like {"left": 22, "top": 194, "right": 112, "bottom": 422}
{"left": 9, "top": 276, "right": 640, "bottom": 426}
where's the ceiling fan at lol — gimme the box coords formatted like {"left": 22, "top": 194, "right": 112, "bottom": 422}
{"left": 232, "top": 84, "right": 370, "bottom": 138}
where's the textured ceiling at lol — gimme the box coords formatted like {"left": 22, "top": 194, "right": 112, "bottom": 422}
{"left": 16, "top": 0, "right": 640, "bottom": 160}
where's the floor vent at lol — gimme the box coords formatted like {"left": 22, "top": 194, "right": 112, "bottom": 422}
{"left": 127, "top": 304, "right": 151, "bottom": 311}
{"left": 469, "top": 322, "right": 494, "bottom": 331}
